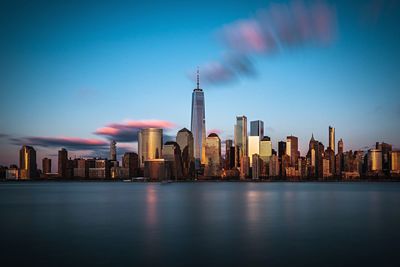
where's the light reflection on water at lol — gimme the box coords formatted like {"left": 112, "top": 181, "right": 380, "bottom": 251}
{"left": 0, "top": 182, "right": 400, "bottom": 266}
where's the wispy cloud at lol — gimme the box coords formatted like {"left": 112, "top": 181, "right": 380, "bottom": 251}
{"left": 192, "top": 0, "right": 337, "bottom": 85}
{"left": 94, "top": 119, "right": 176, "bottom": 142}
{"left": 11, "top": 136, "right": 109, "bottom": 150}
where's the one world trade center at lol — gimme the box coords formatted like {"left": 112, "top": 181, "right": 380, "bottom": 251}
{"left": 191, "top": 69, "right": 206, "bottom": 169}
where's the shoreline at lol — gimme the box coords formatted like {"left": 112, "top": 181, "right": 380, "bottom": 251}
{"left": 1, "top": 178, "right": 400, "bottom": 183}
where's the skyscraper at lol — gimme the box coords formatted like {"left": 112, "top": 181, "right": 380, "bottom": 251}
{"left": 176, "top": 128, "right": 194, "bottom": 177}
{"left": 19, "top": 145, "right": 37, "bottom": 179}
{"left": 329, "top": 126, "right": 335, "bottom": 153}
{"left": 248, "top": 120, "right": 264, "bottom": 164}
{"left": 110, "top": 140, "right": 117, "bottom": 161}
{"left": 138, "top": 128, "right": 163, "bottom": 167}
{"left": 163, "top": 141, "right": 183, "bottom": 180}
{"left": 278, "top": 141, "right": 286, "bottom": 159}
{"left": 368, "top": 149, "right": 383, "bottom": 173}
{"left": 190, "top": 69, "right": 206, "bottom": 169}
{"left": 225, "top": 139, "right": 235, "bottom": 170}
{"left": 58, "top": 148, "right": 68, "bottom": 178}
{"left": 286, "top": 135, "right": 299, "bottom": 168}
{"left": 204, "top": 133, "right": 222, "bottom": 177}
{"left": 234, "top": 115, "right": 247, "bottom": 168}
{"left": 250, "top": 120, "right": 264, "bottom": 137}
{"left": 259, "top": 136, "right": 272, "bottom": 162}
{"left": 338, "top": 138, "right": 344, "bottom": 154}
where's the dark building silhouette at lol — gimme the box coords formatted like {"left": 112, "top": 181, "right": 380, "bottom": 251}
{"left": 278, "top": 141, "right": 286, "bottom": 159}
{"left": 338, "top": 138, "right": 344, "bottom": 154}
{"left": 58, "top": 148, "right": 68, "bottom": 178}
{"left": 376, "top": 142, "right": 392, "bottom": 174}
{"left": 163, "top": 141, "right": 183, "bottom": 180}
{"left": 176, "top": 128, "right": 195, "bottom": 177}
{"left": 307, "top": 134, "right": 324, "bottom": 178}
{"left": 225, "top": 139, "right": 235, "bottom": 170}
{"left": 250, "top": 120, "right": 264, "bottom": 137}
{"left": 122, "top": 152, "right": 139, "bottom": 177}
{"left": 42, "top": 157, "right": 51, "bottom": 174}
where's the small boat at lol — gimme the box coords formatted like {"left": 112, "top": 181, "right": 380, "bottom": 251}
{"left": 123, "top": 179, "right": 132, "bottom": 182}
{"left": 161, "top": 180, "right": 173, "bottom": 184}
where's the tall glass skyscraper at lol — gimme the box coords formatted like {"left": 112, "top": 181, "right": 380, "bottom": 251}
{"left": 250, "top": 120, "right": 264, "bottom": 137}
{"left": 234, "top": 115, "right": 248, "bottom": 168}
{"left": 190, "top": 69, "right": 206, "bottom": 169}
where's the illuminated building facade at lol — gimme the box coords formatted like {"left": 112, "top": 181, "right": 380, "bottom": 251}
{"left": 248, "top": 120, "right": 264, "bottom": 165}
{"left": 138, "top": 128, "right": 163, "bottom": 167}
{"left": 204, "top": 133, "right": 221, "bottom": 177}
{"left": 19, "top": 145, "right": 37, "bottom": 179}
{"left": 286, "top": 135, "right": 299, "bottom": 168}
{"left": 259, "top": 136, "right": 272, "bottom": 162}
{"left": 329, "top": 126, "right": 335, "bottom": 153}
{"left": 367, "top": 149, "right": 382, "bottom": 174}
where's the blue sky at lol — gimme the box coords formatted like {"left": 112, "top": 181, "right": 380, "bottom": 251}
{"left": 0, "top": 0, "right": 399, "bottom": 169}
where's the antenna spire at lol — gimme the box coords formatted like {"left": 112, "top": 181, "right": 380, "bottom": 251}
{"left": 196, "top": 66, "right": 200, "bottom": 89}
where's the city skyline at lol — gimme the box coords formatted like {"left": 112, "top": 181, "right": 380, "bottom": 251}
{"left": 1, "top": 0, "right": 400, "bottom": 170}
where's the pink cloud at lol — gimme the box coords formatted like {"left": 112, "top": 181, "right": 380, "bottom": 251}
{"left": 11, "top": 136, "right": 108, "bottom": 149}
{"left": 95, "top": 119, "right": 176, "bottom": 142}
{"left": 195, "top": 0, "right": 337, "bottom": 85}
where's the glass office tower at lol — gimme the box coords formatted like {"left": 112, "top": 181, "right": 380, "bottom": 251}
{"left": 191, "top": 69, "right": 206, "bottom": 169}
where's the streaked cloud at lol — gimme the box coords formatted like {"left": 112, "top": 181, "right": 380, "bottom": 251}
{"left": 10, "top": 136, "right": 109, "bottom": 150}
{"left": 194, "top": 0, "right": 337, "bottom": 85}
{"left": 95, "top": 119, "right": 176, "bottom": 142}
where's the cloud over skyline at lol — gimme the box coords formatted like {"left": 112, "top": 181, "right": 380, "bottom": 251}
{"left": 10, "top": 136, "right": 109, "bottom": 150}
{"left": 95, "top": 119, "right": 176, "bottom": 142}
{"left": 195, "top": 0, "right": 337, "bottom": 85}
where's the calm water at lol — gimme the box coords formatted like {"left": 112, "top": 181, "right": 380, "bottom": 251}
{"left": 0, "top": 182, "right": 399, "bottom": 267}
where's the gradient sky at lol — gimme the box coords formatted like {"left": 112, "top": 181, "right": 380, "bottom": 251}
{"left": 1, "top": 0, "right": 399, "bottom": 170}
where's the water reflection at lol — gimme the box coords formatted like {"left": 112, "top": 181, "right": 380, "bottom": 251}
{"left": 145, "top": 184, "right": 158, "bottom": 227}
{"left": 245, "top": 190, "right": 262, "bottom": 223}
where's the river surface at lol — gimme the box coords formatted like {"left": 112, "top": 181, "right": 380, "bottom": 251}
{"left": 0, "top": 182, "right": 399, "bottom": 266}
